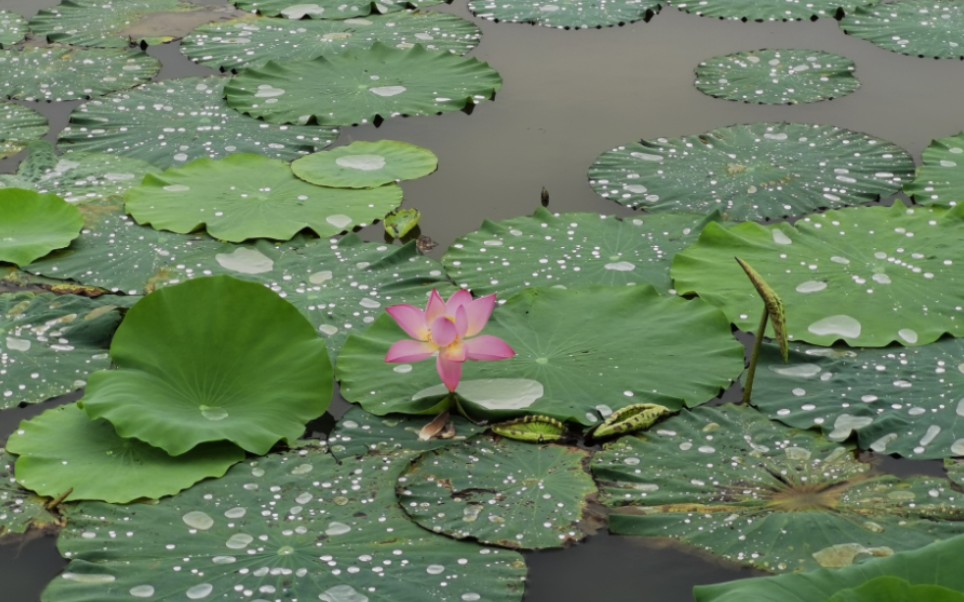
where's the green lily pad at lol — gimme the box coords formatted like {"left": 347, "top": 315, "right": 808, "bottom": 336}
{"left": 292, "top": 140, "right": 438, "bottom": 189}
{"left": 6, "top": 404, "right": 245, "bottom": 503}
{"left": 0, "top": 189, "right": 84, "bottom": 266}
{"left": 671, "top": 203, "right": 964, "bottom": 346}
{"left": 592, "top": 404, "right": 964, "bottom": 573}
{"left": 337, "top": 285, "right": 744, "bottom": 424}
{"left": 232, "top": 0, "right": 445, "bottom": 19}
{"left": 0, "top": 450, "right": 62, "bottom": 540}
{"left": 841, "top": 1, "right": 964, "bottom": 60}
{"left": 443, "top": 208, "right": 714, "bottom": 299}
{"left": 29, "top": 0, "right": 206, "bottom": 48}
{"left": 0, "top": 291, "right": 121, "bottom": 409}
{"left": 0, "top": 10, "right": 27, "bottom": 48}
{"left": 750, "top": 339, "right": 964, "bottom": 460}
{"left": 58, "top": 76, "right": 338, "bottom": 169}
{"left": 668, "top": 0, "right": 879, "bottom": 21}
{"left": 81, "top": 276, "right": 333, "bottom": 455}
{"left": 44, "top": 446, "right": 526, "bottom": 602}
{"left": 468, "top": 0, "right": 660, "bottom": 29}
{"left": 589, "top": 122, "right": 914, "bottom": 221}
{"left": 181, "top": 11, "right": 482, "bottom": 72}
{"left": 224, "top": 43, "right": 502, "bottom": 126}
{"left": 828, "top": 576, "right": 964, "bottom": 602}
{"left": 693, "top": 536, "right": 964, "bottom": 602}
{"left": 399, "top": 435, "right": 596, "bottom": 549}
{"left": 0, "top": 46, "right": 159, "bottom": 102}
{"left": 0, "top": 102, "right": 48, "bottom": 160}
{"left": 903, "top": 131, "right": 964, "bottom": 207}
{"left": 948, "top": 459, "right": 963, "bottom": 488}
{"left": 695, "top": 49, "right": 859, "bottom": 105}
{"left": 327, "top": 406, "right": 487, "bottom": 457}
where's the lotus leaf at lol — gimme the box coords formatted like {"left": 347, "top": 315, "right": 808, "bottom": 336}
{"left": 0, "top": 291, "right": 121, "bottom": 409}
{"left": 44, "top": 446, "right": 526, "bottom": 602}
{"left": 125, "top": 153, "right": 402, "bottom": 242}
{"left": 6, "top": 404, "right": 245, "bottom": 503}
{"left": 337, "top": 285, "right": 744, "bottom": 424}
{"left": 490, "top": 415, "right": 567, "bottom": 442}
{"left": 828, "top": 576, "right": 964, "bottom": 602}
{"left": 29, "top": 0, "right": 204, "bottom": 48}
{"left": 592, "top": 404, "right": 964, "bottom": 573}
{"left": 181, "top": 11, "right": 482, "bottom": 71}
{"left": 948, "top": 459, "right": 963, "bottom": 487}
{"left": 291, "top": 140, "right": 438, "bottom": 189}
{"left": 841, "top": 1, "right": 964, "bottom": 60}
{"left": 224, "top": 43, "right": 502, "bottom": 126}
{"left": 668, "top": 0, "right": 879, "bottom": 21}
{"left": 81, "top": 276, "right": 333, "bottom": 455}
{"left": 58, "top": 76, "right": 337, "bottom": 169}
{"left": 443, "top": 208, "right": 713, "bottom": 298}
{"left": 0, "top": 10, "right": 26, "bottom": 48}
{"left": 695, "top": 49, "right": 859, "bottom": 105}
{"left": 384, "top": 207, "right": 421, "bottom": 238}
{"left": 468, "top": 0, "right": 660, "bottom": 29}
{"left": 0, "top": 102, "right": 47, "bottom": 160}
{"left": 671, "top": 203, "right": 964, "bottom": 346}
{"left": 693, "top": 536, "right": 964, "bottom": 602}
{"left": 589, "top": 122, "right": 914, "bottom": 221}
{"left": 749, "top": 339, "right": 964, "bottom": 460}
{"left": 233, "top": 0, "right": 445, "bottom": 19}
{"left": 0, "top": 189, "right": 84, "bottom": 266}
{"left": 0, "top": 450, "right": 62, "bottom": 539}
{"left": 399, "top": 435, "right": 596, "bottom": 549}
{"left": 903, "top": 131, "right": 964, "bottom": 207}
{"left": 327, "top": 406, "right": 486, "bottom": 457}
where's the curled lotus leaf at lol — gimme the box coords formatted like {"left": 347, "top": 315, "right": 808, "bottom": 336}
{"left": 590, "top": 403, "right": 674, "bottom": 441}
{"left": 291, "top": 140, "right": 438, "bottom": 189}
{"left": 491, "top": 415, "right": 567, "bottom": 443}
{"left": 0, "top": 102, "right": 47, "bottom": 160}
{"left": 0, "top": 450, "right": 63, "bottom": 540}
{"left": 668, "top": 0, "right": 880, "bottom": 21}
{"left": 0, "top": 189, "right": 84, "bottom": 266}
{"left": 903, "top": 131, "right": 964, "bottom": 207}
{"left": 468, "top": 0, "right": 661, "bottom": 29}
{"left": 841, "top": 1, "right": 964, "bottom": 60}
{"left": 384, "top": 208, "right": 421, "bottom": 239}
{"left": 735, "top": 256, "right": 788, "bottom": 360}
{"left": 0, "top": 10, "right": 26, "bottom": 48}
{"left": 29, "top": 0, "right": 207, "bottom": 48}
{"left": 232, "top": 0, "right": 445, "bottom": 19}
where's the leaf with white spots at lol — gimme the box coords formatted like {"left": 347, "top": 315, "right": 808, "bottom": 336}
{"left": 328, "top": 406, "right": 486, "bottom": 457}
{"left": 0, "top": 189, "right": 84, "bottom": 266}
{"left": 668, "top": 0, "right": 879, "bottom": 21}
{"left": 468, "top": 0, "right": 660, "bottom": 29}
{"left": 292, "top": 140, "right": 438, "bottom": 189}
{"left": 0, "top": 10, "right": 27, "bottom": 48}
{"left": 232, "top": 0, "right": 446, "bottom": 20}
{"left": 671, "top": 202, "right": 964, "bottom": 347}
{"left": 904, "top": 131, "right": 964, "bottom": 207}
{"left": 593, "top": 403, "right": 964, "bottom": 573}
{"left": 589, "top": 122, "right": 914, "bottom": 221}
{"left": 0, "top": 102, "right": 47, "bottom": 160}
{"left": 0, "top": 450, "right": 63, "bottom": 540}
{"left": 841, "top": 1, "right": 964, "bottom": 60}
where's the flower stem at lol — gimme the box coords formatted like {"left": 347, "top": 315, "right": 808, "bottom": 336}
{"left": 742, "top": 308, "right": 769, "bottom": 405}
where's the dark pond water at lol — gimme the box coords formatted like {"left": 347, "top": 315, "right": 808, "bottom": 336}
{"left": 1, "top": 0, "right": 960, "bottom": 600}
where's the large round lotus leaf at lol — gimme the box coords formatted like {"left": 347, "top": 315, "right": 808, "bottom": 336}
{"left": 291, "top": 140, "right": 438, "bottom": 188}
{"left": 827, "top": 576, "right": 964, "bottom": 602}
{"left": 233, "top": 0, "right": 445, "bottom": 19}
{"left": 58, "top": 76, "right": 338, "bottom": 170}
{"left": 0, "top": 46, "right": 159, "bottom": 102}
{"left": 181, "top": 12, "right": 482, "bottom": 72}
{"left": 841, "top": 1, "right": 964, "bottom": 60}
{"left": 750, "top": 339, "right": 964, "bottom": 460}
{"left": 0, "top": 291, "right": 121, "bottom": 409}
{"left": 693, "top": 537, "right": 964, "bottom": 602}
{"left": 443, "top": 208, "right": 714, "bottom": 299}
{"left": 44, "top": 447, "right": 527, "bottom": 602}
{"left": 327, "top": 406, "right": 487, "bottom": 457}
{"left": 903, "top": 131, "right": 964, "bottom": 207}
{"left": 588, "top": 122, "right": 914, "bottom": 221}
{"left": 6, "top": 404, "right": 245, "bottom": 503}
{"left": 224, "top": 43, "right": 502, "bottom": 126}
{"left": 125, "top": 153, "right": 402, "bottom": 243}
{"left": 0, "top": 10, "right": 26, "bottom": 48}
{"left": 337, "top": 285, "right": 745, "bottom": 424}
{"left": 0, "top": 102, "right": 47, "bottom": 160}
{"left": 468, "top": 0, "right": 660, "bottom": 29}
{"left": 0, "top": 189, "right": 84, "bottom": 266}
{"left": 29, "top": 0, "right": 205, "bottom": 48}
{"left": 0, "top": 450, "right": 62, "bottom": 539}
{"left": 695, "top": 49, "right": 859, "bottom": 105}
{"left": 592, "top": 404, "right": 964, "bottom": 573}
{"left": 668, "top": 0, "right": 879, "bottom": 21}
{"left": 81, "top": 276, "right": 333, "bottom": 456}
{"left": 0, "top": 142, "right": 160, "bottom": 204}
{"left": 672, "top": 203, "right": 964, "bottom": 346}
{"left": 399, "top": 435, "right": 597, "bottom": 549}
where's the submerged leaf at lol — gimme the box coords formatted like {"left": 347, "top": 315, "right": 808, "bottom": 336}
{"left": 491, "top": 415, "right": 567, "bottom": 443}
{"left": 590, "top": 403, "right": 673, "bottom": 440}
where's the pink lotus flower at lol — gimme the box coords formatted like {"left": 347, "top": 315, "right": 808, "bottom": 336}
{"left": 385, "top": 289, "right": 515, "bottom": 392}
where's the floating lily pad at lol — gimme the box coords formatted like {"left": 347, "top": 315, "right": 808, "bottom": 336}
{"left": 695, "top": 49, "right": 859, "bottom": 105}
{"left": 0, "top": 189, "right": 84, "bottom": 266}
{"left": 0, "top": 291, "right": 121, "bottom": 409}
{"left": 82, "top": 276, "right": 333, "bottom": 455}
{"left": 592, "top": 404, "right": 964, "bottom": 573}
{"left": 589, "top": 122, "right": 914, "bottom": 221}
{"left": 443, "top": 208, "right": 713, "bottom": 299}
{"left": 841, "top": 1, "right": 964, "bottom": 60}
{"left": 0, "top": 10, "right": 27, "bottom": 48}
{"left": 468, "top": 0, "right": 660, "bottom": 29}
{"left": 0, "top": 102, "right": 48, "bottom": 160}
{"left": 59, "top": 76, "right": 338, "bottom": 169}
{"left": 232, "top": 0, "right": 445, "bottom": 19}
{"left": 181, "top": 11, "right": 482, "bottom": 71}
{"left": 7, "top": 404, "right": 245, "bottom": 503}
{"left": 0, "top": 450, "right": 63, "bottom": 540}
{"left": 327, "top": 406, "right": 487, "bottom": 457}
{"left": 668, "top": 0, "right": 879, "bottom": 21}
{"left": 671, "top": 203, "right": 964, "bottom": 346}
{"left": 337, "top": 285, "right": 744, "bottom": 424}
{"left": 948, "top": 459, "right": 963, "bottom": 488}
{"left": 29, "top": 0, "right": 206, "bottom": 48}
{"left": 44, "top": 446, "right": 527, "bottom": 602}
{"left": 224, "top": 43, "right": 502, "bottom": 126}
{"left": 903, "top": 131, "right": 964, "bottom": 207}
{"left": 750, "top": 339, "right": 964, "bottom": 460}
{"left": 292, "top": 140, "right": 437, "bottom": 188}
{"left": 0, "top": 46, "right": 159, "bottom": 102}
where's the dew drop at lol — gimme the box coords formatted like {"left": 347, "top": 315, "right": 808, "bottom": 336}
{"left": 336, "top": 154, "right": 386, "bottom": 171}
{"left": 369, "top": 85, "right": 406, "bottom": 97}
{"left": 795, "top": 280, "right": 827, "bottom": 294}
{"left": 807, "top": 315, "right": 861, "bottom": 339}
{"left": 182, "top": 511, "right": 214, "bottom": 530}
{"left": 426, "top": 564, "right": 445, "bottom": 575}
{"left": 225, "top": 533, "right": 253, "bottom": 549}
{"left": 771, "top": 230, "right": 792, "bottom": 245}
{"left": 604, "top": 261, "right": 635, "bottom": 272}
{"left": 129, "top": 585, "right": 155, "bottom": 598}
{"left": 897, "top": 329, "right": 918, "bottom": 344}
{"left": 186, "top": 583, "right": 213, "bottom": 599}
{"left": 326, "top": 522, "right": 351, "bottom": 536}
